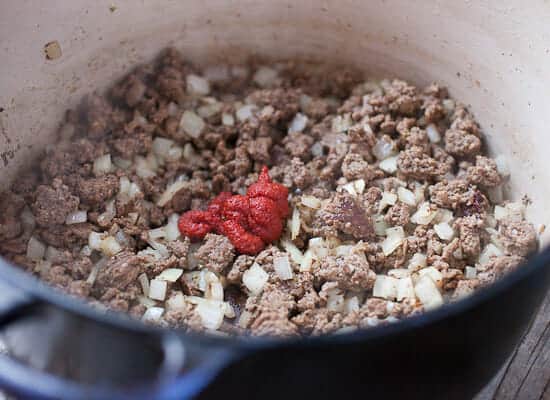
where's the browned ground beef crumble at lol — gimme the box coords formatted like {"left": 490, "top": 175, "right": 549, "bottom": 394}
{"left": 0, "top": 48, "right": 538, "bottom": 336}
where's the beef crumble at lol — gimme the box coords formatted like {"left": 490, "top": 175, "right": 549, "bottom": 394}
{"left": 0, "top": 48, "right": 538, "bottom": 336}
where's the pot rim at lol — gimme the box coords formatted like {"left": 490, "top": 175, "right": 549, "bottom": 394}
{"left": 0, "top": 244, "right": 548, "bottom": 350}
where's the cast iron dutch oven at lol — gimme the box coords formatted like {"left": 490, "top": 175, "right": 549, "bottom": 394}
{"left": 0, "top": 244, "right": 548, "bottom": 400}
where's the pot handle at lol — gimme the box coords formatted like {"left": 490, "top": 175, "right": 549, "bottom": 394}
{"left": 0, "top": 278, "right": 42, "bottom": 327}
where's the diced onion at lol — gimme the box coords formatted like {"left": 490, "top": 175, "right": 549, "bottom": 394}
{"left": 281, "top": 239, "right": 304, "bottom": 264}
{"left": 149, "top": 279, "right": 168, "bottom": 301}
{"left": 374, "top": 214, "right": 389, "bottom": 236}
{"left": 396, "top": 277, "right": 415, "bottom": 301}
{"left": 397, "top": 187, "right": 416, "bottom": 206}
{"left": 196, "top": 300, "right": 225, "bottom": 330}
{"left": 308, "top": 237, "right": 329, "bottom": 260}
{"left": 435, "top": 209, "right": 454, "bottom": 224}
{"left": 166, "top": 292, "right": 187, "bottom": 312}
{"left": 179, "top": 110, "right": 205, "bottom": 138}
{"left": 381, "top": 227, "right": 405, "bottom": 256}
{"left": 288, "top": 113, "right": 308, "bottom": 133}
{"left": 186, "top": 74, "right": 210, "bottom": 95}
{"left": 148, "top": 227, "right": 167, "bottom": 240}
{"left": 373, "top": 138, "right": 396, "bottom": 160}
{"left": 253, "top": 66, "right": 278, "bottom": 88}
{"left": 344, "top": 296, "right": 360, "bottom": 313}
{"left": 411, "top": 202, "right": 438, "bottom": 225}
{"left": 465, "top": 266, "right": 477, "bottom": 279}
{"left": 65, "top": 210, "right": 87, "bottom": 225}
{"left": 88, "top": 231, "right": 104, "bottom": 251}
{"left": 331, "top": 114, "right": 352, "bottom": 133}
{"left": 273, "top": 254, "right": 294, "bottom": 280}
{"left": 236, "top": 104, "right": 257, "bottom": 122}
{"left": 379, "top": 156, "right": 398, "bottom": 174}
{"left": 99, "top": 236, "right": 123, "bottom": 257}
{"left": 388, "top": 268, "right": 410, "bottom": 279}
{"left": 93, "top": 154, "right": 112, "bottom": 176}
{"left": 379, "top": 191, "right": 397, "bottom": 211}
{"left": 434, "top": 222, "right": 455, "bottom": 241}
{"left": 157, "top": 268, "right": 184, "bottom": 282}
{"left": 414, "top": 275, "right": 443, "bottom": 310}
{"left": 97, "top": 200, "right": 116, "bottom": 226}
{"left": 242, "top": 263, "right": 269, "bottom": 294}
{"left": 289, "top": 208, "right": 300, "bottom": 240}
{"left": 138, "top": 273, "right": 150, "bottom": 296}
{"left": 300, "top": 250, "right": 314, "bottom": 272}
{"left": 479, "top": 243, "right": 504, "bottom": 265}
{"left": 204, "top": 272, "right": 224, "bottom": 301}
{"left": 157, "top": 181, "right": 187, "bottom": 207}
{"left": 221, "top": 113, "right": 235, "bottom": 126}
{"left": 138, "top": 296, "right": 157, "bottom": 308}
{"left": 113, "top": 157, "right": 132, "bottom": 170}
{"left": 407, "top": 253, "right": 427, "bottom": 271}
{"left": 152, "top": 137, "right": 175, "bottom": 158}
{"left": 197, "top": 101, "right": 222, "bottom": 118}
{"left": 142, "top": 307, "right": 164, "bottom": 323}
{"left": 301, "top": 195, "right": 322, "bottom": 209}
{"left": 417, "top": 267, "right": 443, "bottom": 288}
{"left": 373, "top": 275, "right": 398, "bottom": 300}
{"left": 135, "top": 156, "right": 156, "bottom": 178}
{"left": 165, "top": 214, "right": 181, "bottom": 241}
{"left": 86, "top": 257, "right": 107, "bottom": 286}
{"left": 426, "top": 124, "right": 441, "bottom": 143}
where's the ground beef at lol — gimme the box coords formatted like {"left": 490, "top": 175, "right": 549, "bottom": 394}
{"left": 444, "top": 129, "right": 482, "bottom": 158}
{"left": 315, "top": 193, "right": 374, "bottom": 240}
{"left": 315, "top": 254, "right": 376, "bottom": 291}
{"left": 397, "top": 147, "right": 447, "bottom": 180}
{"left": 76, "top": 175, "right": 119, "bottom": 207}
{"left": 32, "top": 179, "right": 79, "bottom": 227}
{"left": 0, "top": 49, "right": 537, "bottom": 337}
{"left": 194, "top": 234, "right": 235, "bottom": 273}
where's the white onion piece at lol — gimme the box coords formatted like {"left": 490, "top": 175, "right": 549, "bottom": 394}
{"left": 166, "top": 292, "right": 187, "bottom": 312}
{"left": 253, "top": 66, "right": 278, "bottom": 88}
{"left": 300, "top": 250, "right": 314, "bottom": 272}
{"left": 148, "top": 227, "right": 167, "bottom": 240}
{"left": 281, "top": 239, "right": 304, "bottom": 265}
{"left": 113, "top": 157, "right": 132, "bottom": 170}
{"left": 426, "top": 124, "right": 441, "bottom": 143}
{"left": 157, "top": 268, "right": 184, "bottom": 282}
{"left": 373, "top": 275, "right": 398, "bottom": 300}
{"left": 411, "top": 202, "right": 438, "bottom": 225}
{"left": 435, "top": 209, "right": 454, "bottom": 224}
{"left": 138, "top": 273, "right": 150, "bottom": 296}
{"left": 135, "top": 156, "right": 156, "bottom": 178}
{"left": 197, "top": 101, "right": 222, "bottom": 118}
{"left": 381, "top": 227, "right": 405, "bottom": 256}
{"left": 20, "top": 206, "right": 35, "bottom": 232}
{"left": 152, "top": 137, "right": 175, "bottom": 158}
{"left": 308, "top": 237, "right": 329, "bottom": 260}
{"left": 242, "top": 263, "right": 269, "bottom": 294}
{"left": 310, "top": 142, "right": 324, "bottom": 157}
{"left": 397, "top": 187, "right": 416, "bottom": 206}
{"left": 479, "top": 243, "right": 504, "bottom": 265}
{"left": 434, "top": 222, "right": 455, "bottom": 241}
{"left": 86, "top": 257, "right": 107, "bottom": 286}
{"left": 142, "top": 307, "right": 164, "bottom": 323}
{"left": 196, "top": 300, "right": 225, "bottom": 330}
{"left": 186, "top": 74, "right": 210, "bottom": 95}
{"left": 65, "top": 210, "right": 87, "bottom": 225}
{"left": 331, "top": 114, "right": 352, "bottom": 133}
{"left": 465, "top": 266, "right": 477, "bottom": 279}
{"left": 157, "top": 181, "right": 187, "bottom": 207}
{"left": 301, "top": 195, "right": 322, "bottom": 209}
{"left": 290, "top": 208, "right": 300, "bottom": 240}
{"left": 396, "top": 277, "right": 415, "bottom": 301}
{"left": 326, "top": 289, "right": 345, "bottom": 312}
{"left": 374, "top": 214, "right": 389, "bottom": 236}
{"left": 179, "top": 110, "right": 205, "bottom": 138}
{"left": 414, "top": 275, "right": 443, "bottom": 310}
{"left": 373, "top": 138, "right": 396, "bottom": 160}
{"left": 138, "top": 296, "right": 157, "bottom": 308}
{"left": 288, "top": 113, "right": 308, "bottom": 133}
{"left": 273, "top": 254, "right": 294, "bottom": 280}
{"left": 221, "top": 113, "right": 235, "bottom": 126}
{"left": 388, "top": 268, "right": 410, "bottom": 279}
{"left": 99, "top": 236, "right": 122, "bottom": 257}
{"left": 417, "top": 267, "right": 443, "bottom": 288}
{"left": 236, "top": 104, "right": 257, "bottom": 122}
{"left": 407, "top": 253, "right": 427, "bottom": 271}
{"left": 97, "top": 200, "right": 116, "bottom": 226}
{"left": 149, "top": 279, "right": 168, "bottom": 301}
{"left": 88, "top": 232, "right": 104, "bottom": 251}
{"left": 379, "top": 156, "right": 398, "bottom": 174}
{"left": 93, "top": 154, "right": 112, "bottom": 176}
{"left": 26, "top": 237, "right": 46, "bottom": 261}
{"left": 165, "top": 214, "right": 181, "bottom": 241}
{"left": 379, "top": 191, "right": 397, "bottom": 211}
{"left": 344, "top": 296, "right": 360, "bottom": 313}
{"left": 204, "top": 271, "right": 224, "bottom": 301}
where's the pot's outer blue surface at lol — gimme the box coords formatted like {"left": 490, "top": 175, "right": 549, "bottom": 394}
{"left": 0, "top": 246, "right": 548, "bottom": 400}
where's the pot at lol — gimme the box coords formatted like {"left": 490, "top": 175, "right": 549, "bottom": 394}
{"left": 0, "top": 1, "right": 549, "bottom": 399}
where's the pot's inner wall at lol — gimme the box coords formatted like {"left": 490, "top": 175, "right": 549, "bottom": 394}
{"left": 1, "top": 0, "right": 549, "bottom": 244}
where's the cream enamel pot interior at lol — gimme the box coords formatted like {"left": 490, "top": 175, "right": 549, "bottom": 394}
{"left": 0, "top": 1, "right": 549, "bottom": 400}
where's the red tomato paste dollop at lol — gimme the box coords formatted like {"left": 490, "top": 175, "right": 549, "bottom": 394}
{"left": 178, "top": 166, "right": 290, "bottom": 255}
